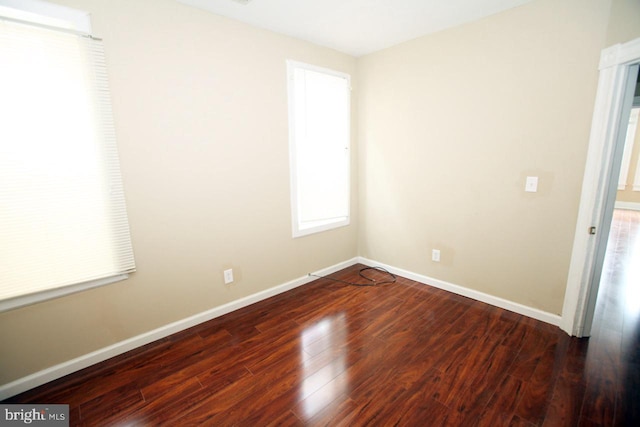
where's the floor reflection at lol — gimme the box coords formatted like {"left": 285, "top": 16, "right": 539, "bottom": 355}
{"left": 298, "top": 313, "right": 349, "bottom": 419}
{"left": 593, "top": 209, "right": 640, "bottom": 423}
{"left": 599, "top": 209, "right": 640, "bottom": 325}
{"left": 623, "top": 214, "right": 640, "bottom": 316}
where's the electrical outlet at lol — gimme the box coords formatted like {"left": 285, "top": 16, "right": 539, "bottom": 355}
{"left": 223, "top": 269, "right": 234, "bottom": 284}
{"left": 525, "top": 176, "right": 538, "bottom": 192}
{"left": 432, "top": 249, "right": 441, "bottom": 262}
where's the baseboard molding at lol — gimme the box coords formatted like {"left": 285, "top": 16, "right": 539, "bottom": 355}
{"left": 1, "top": 256, "right": 562, "bottom": 399}
{"left": 357, "top": 257, "right": 562, "bottom": 327}
{"left": 0, "top": 257, "right": 359, "bottom": 400}
{"left": 615, "top": 201, "right": 640, "bottom": 211}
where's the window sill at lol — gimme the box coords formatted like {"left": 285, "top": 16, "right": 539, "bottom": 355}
{"left": 0, "top": 274, "right": 129, "bottom": 313}
{"left": 293, "top": 217, "right": 350, "bottom": 238}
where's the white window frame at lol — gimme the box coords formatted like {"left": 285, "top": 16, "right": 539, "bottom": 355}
{"left": 0, "top": 0, "right": 90, "bottom": 34}
{"left": 287, "top": 60, "right": 351, "bottom": 238}
{"left": 0, "top": 0, "right": 134, "bottom": 312}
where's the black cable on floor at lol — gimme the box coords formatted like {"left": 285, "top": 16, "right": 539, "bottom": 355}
{"left": 308, "top": 266, "right": 397, "bottom": 287}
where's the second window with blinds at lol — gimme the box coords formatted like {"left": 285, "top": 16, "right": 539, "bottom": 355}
{"left": 287, "top": 61, "right": 351, "bottom": 238}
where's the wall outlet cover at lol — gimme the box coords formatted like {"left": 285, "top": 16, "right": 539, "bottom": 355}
{"left": 223, "top": 269, "right": 234, "bottom": 284}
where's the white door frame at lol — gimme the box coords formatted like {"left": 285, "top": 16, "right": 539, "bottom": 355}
{"left": 561, "top": 37, "right": 640, "bottom": 337}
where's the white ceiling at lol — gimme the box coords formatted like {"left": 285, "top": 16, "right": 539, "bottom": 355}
{"left": 177, "top": 0, "right": 533, "bottom": 57}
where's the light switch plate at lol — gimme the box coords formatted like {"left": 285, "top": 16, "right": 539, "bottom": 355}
{"left": 525, "top": 176, "right": 538, "bottom": 192}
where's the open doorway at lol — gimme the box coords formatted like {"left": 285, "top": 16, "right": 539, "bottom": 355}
{"left": 615, "top": 82, "right": 640, "bottom": 211}
{"left": 590, "top": 76, "right": 640, "bottom": 343}
{"left": 580, "top": 65, "right": 640, "bottom": 337}
{"left": 562, "top": 37, "right": 640, "bottom": 338}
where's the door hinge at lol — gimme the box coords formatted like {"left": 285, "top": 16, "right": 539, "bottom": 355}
{"left": 589, "top": 226, "right": 596, "bottom": 235}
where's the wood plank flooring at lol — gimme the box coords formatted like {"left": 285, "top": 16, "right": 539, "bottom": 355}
{"left": 4, "top": 209, "right": 640, "bottom": 425}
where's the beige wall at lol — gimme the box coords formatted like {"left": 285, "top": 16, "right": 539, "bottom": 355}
{"left": 606, "top": 0, "right": 640, "bottom": 46}
{"left": 357, "top": 0, "right": 611, "bottom": 315}
{"left": 3, "top": 0, "right": 640, "bottom": 389}
{"left": 618, "top": 110, "right": 640, "bottom": 203}
{"left": 0, "top": 0, "right": 358, "bottom": 384}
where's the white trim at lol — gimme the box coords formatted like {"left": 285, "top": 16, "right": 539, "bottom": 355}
{"left": 0, "top": 0, "right": 91, "bottom": 34}
{"left": 0, "top": 258, "right": 359, "bottom": 400}
{"left": 618, "top": 108, "right": 639, "bottom": 190}
{"left": 615, "top": 201, "right": 640, "bottom": 211}
{"left": 287, "top": 60, "right": 351, "bottom": 82}
{"left": 634, "top": 148, "right": 640, "bottom": 191}
{"left": 599, "top": 38, "right": 640, "bottom": 69}
{"left": 294, "top": 217, "right": 351, "bottom": 238}
{"left": 357, "top": 257, "right": 561, "bottom": 326}
{"left": 562, "top": 37, "right": 640, "bottom": 337}
{"left": 0, "top": 275, "right": 129, "bottom": 313}
{"left": 1, "top": 255, "right": 569, "bottom": 399}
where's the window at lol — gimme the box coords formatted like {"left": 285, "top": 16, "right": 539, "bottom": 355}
{"left": 0, "top": 0, "right": 135, "bottom": 311}
{"left": 287, "top": 61, "right": 351, "bottom": 237}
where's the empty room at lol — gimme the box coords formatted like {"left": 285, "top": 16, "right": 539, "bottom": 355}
{"left": 1, "top": 0, "right": 640, "bottom": 425}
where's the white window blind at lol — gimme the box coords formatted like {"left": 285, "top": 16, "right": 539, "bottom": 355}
{"left": 0, "top": 15, "right": 135, "bottom": 308}
{"left": 288, "top": 61, "right": 350, "bottom": 237}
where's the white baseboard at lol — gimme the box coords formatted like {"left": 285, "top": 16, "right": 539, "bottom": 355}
{"left": 615, "top": 201, "right": 640, "bottom": 211}
{"left": 1, "top": 256, "right": 562, "bottom": 399}
{"left": 357, "top": 257, "right": 561, "bottom": 327}
{"left": 0, "top": 258, "right": 359, "bottom": 400}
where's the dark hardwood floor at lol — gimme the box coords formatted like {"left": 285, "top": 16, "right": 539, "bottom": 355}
{"left": 4, "top": 209, "right": 640, "bottom": 425}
